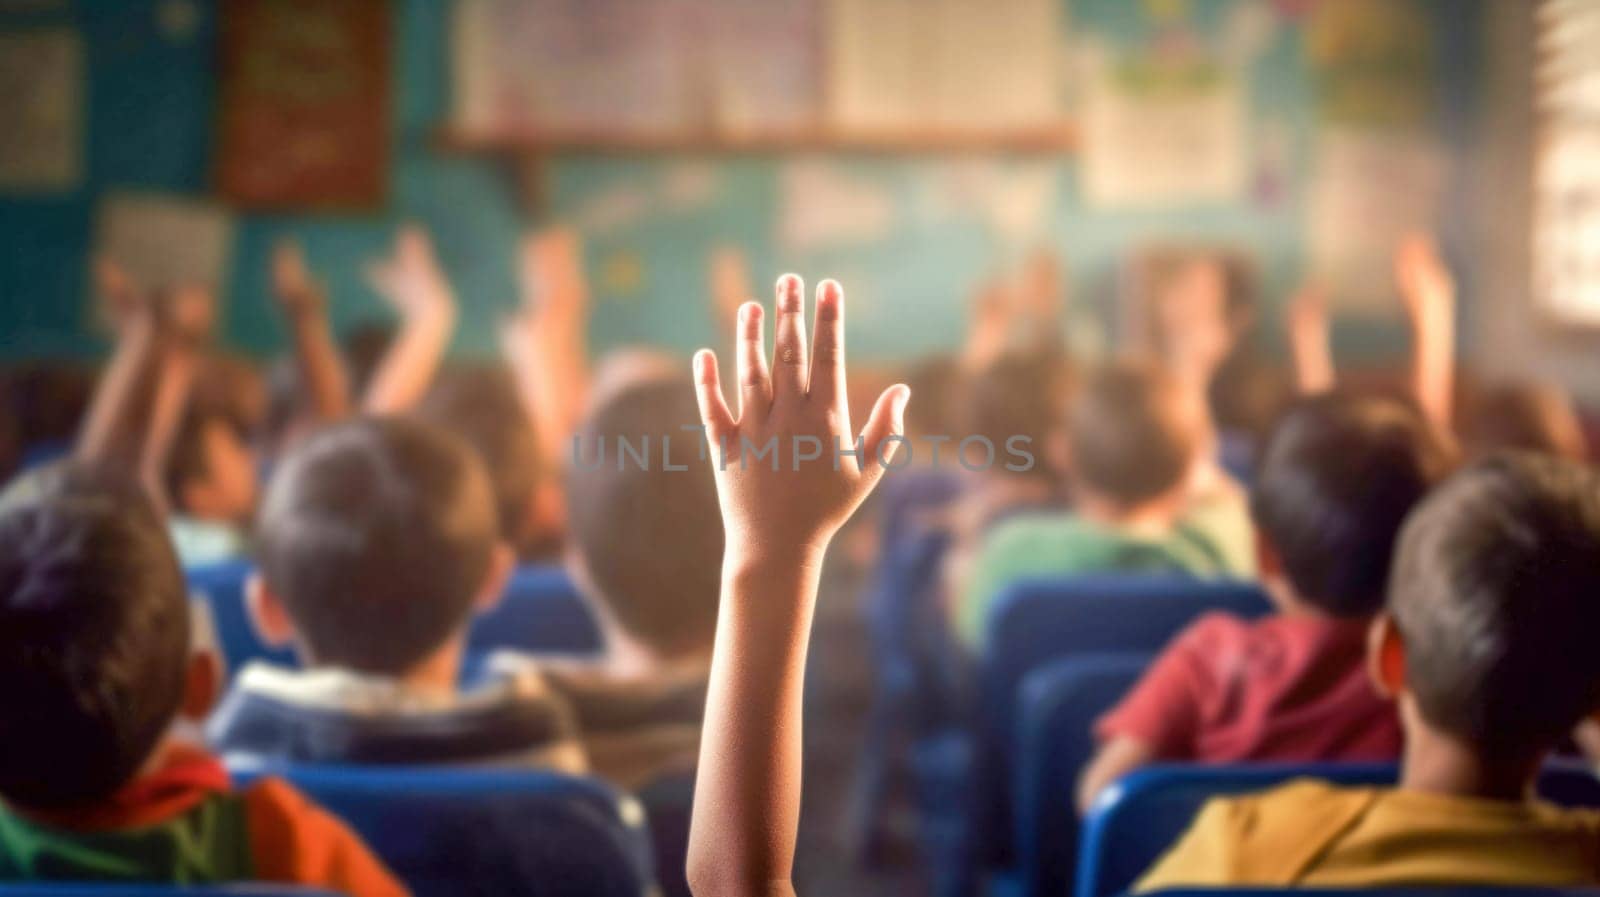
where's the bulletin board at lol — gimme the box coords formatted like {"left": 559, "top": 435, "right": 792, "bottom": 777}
{"left": 214, "top": 0, "right": 391, "bottom": 209}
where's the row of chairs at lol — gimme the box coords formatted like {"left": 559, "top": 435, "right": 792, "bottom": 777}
{"left": 185, "top": 562, "right": 602, "bottom": 674}
{"left": 178, "top": 564, "right": 691, "bottom": 897}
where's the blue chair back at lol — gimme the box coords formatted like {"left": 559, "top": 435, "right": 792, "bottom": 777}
{"left": 231, "top": 763, "right": 654, "bottom": 897}
{"left": 969, "top": 577, "right": 1271, "bottom": 872}
{"left": 0, "top": 888, "right": 344, "bottom": 896}
{"left": 186, "top": 560, "right": 291, "bottom": 672}
{"left": 465, "top": 565, "right": 602, "bottom": 657}
{"left": 1079, "top": 762, "right": 1600, "bottom": 897}
{"left": 1145, "top": 882, "right": 1600, "bottom": 889}
{"left": 637, "top": 772, "right": 695, "bottom": 897}
{"left": 188, "top": 564, "right": 601, "bottom": 673}
{"left": 1015, "top": 653, "right": 1151, "bottom": 897}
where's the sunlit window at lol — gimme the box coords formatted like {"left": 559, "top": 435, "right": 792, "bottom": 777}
{"left": 1535, "top": 0, "right": 1600, "bottom": 324}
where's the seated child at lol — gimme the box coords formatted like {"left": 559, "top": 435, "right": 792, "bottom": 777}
{"left": 1463, "top": 379, "right": 1588, "bottom": 461}
{"left": 1079, "top": 394, "right": 1455, "bottom": 811}
{"left": 956, "top": 360, "right": 1250, "bottom": 647}
{"left": 0, "top": 463, "right": 404, "bottom": 896}
{"left": 1137, "top": 453, "right": 1600, "bottom": 890}
{"left": 206, "top": 416, "right": 584, "bottom": 771}
{"left": 419, "top": 364, "right": 555, "bottom": 560}
{"left": 164, "top": 395, "right": 259, "bottom": 565}
{"left": 491, "top": 373, "right": 724, "bottom": 790}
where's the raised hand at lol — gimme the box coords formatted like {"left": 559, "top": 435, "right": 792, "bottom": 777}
{"left": 1287, "top": 278, "right": 1335, "bottom": 394}
{"left": 1159, "top": 258, "right": 1235, "bottom": 389}
{"left": 1393, "top": 232, "right": 1456, "bottom": 430}
{"left": 687, "top": 274, "right": 908, "bottom": 897}
{"left": 692, "top": 275, "right": 910, "bottom": 559}
{"left": 272, "top": 239, "right": 325, "bottom": 319}
{"left": 365, "top": 226, "right": 454, "bottom": 321}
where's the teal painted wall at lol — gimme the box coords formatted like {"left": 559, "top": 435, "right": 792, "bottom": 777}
{"left": 0, "top": 0, "right": 1482, "bottom": 364}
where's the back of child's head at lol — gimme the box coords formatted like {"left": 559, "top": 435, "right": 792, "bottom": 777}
{"left": 902, "top": 355, "right": 961, "bottom": 446}
{"left": 1065, "top": 360, "right": 1200, "bottom": 507}
{"left": 166, "top": 392, "right": 258, "bottom": 523}
{"left": 257, "top": 416, "right": 498, "bottom": 674}
{"left": 1251, "top": 394, "right": 1455, "bottom": 617}
{"left": 1388, "top": 454, "right": 1600, "bottom": 761}
{"left": 566, "top": 376, "right": 722, "bottom": 658}
{"left": 1463, "top": 380, "right": 1587, "bottom": 462}
{"left": 0, "top": 463, "right": 189, "bottom": 809}
{"left": 420, "top": 365, "right": 541, "bottom": 548}
{"left": 959, "top": 351, "right": 1072, "bottom": 482}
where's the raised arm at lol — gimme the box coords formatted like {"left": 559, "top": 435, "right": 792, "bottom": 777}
{"left": 361, "top": 226, "right": 457, "bottom": 414}
{"left": 272, "top": 239, "right": 351, "bottom": 425}
{"left": 501, "top": 227, "right": 591, "bottom": 471}
{"left": 1286, "top": 279, "right": 1335, "bottom": 395}
{"left": 686, "top": 275, "right": 909, "bottom": 897}
{"left": 1394, "top": 233, "right": 1456, "bottom": 432}
{"left": 75, "top": 261, "right": 161, "bottom": 469}
{"left": 138, "top": 285, "right": 215, "bottom": 513}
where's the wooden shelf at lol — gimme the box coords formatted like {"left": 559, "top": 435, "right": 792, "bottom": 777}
{"left": 435, "top": 123, "right": 1079, "bottom": 156}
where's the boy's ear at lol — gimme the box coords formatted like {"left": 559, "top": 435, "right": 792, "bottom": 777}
{"left": 474, "top": 542, "right": 516, "bottom": 614}
{"left": 245, "top": 573, "right": 296, "bottom": 648}
{"left": 180, "top": 649, "right": 221, "bottom": 722}
{"left": 1366, "top": 611, "right": 1407, "bottom": 699}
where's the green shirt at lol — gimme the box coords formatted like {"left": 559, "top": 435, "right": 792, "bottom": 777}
{"left": 0, "top": 795, "right": 254, "bottom": 884}
{"left": 956, "top": 503, "right": 1252, "bottom": 647}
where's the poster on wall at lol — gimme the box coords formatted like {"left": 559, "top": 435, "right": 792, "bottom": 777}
{"left": 1078, "top": 44, "right": 1247, "bottom": 208}
{"left": 0, "top": 29, "right": 81, "bottom": 192}
{"left": 95, "top": 193, "right": 234, "bottom": 294}
{"left": 1306, "top": 129, "right": 1447, "bottom": 313}
{"left": 214, "top": 0, "right": 390, "bottom": 209}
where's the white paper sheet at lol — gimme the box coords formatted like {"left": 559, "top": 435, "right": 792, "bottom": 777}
{"left": 95, "top": 193, "right": 234, "bottom": 293}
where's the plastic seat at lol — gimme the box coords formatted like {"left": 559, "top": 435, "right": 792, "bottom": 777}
{"left": 1078, "top": 761, "right": 1600, "bottom": 897}
{"left": 1142, "top": 889, "right": 1600, "bottom": 897}
{"left": 958, "top": 577, "right": 1271, "bottom": 885}
{"left": 0, "top": 887, "right": 345, "bottom": 896}
{"left": 230, "top": 762, "right": 655, "bottom": 897}
{"left": 187, "top": 564, "right": 601, "bottom": 672}
{"left": 1014, "top": 653, "right": 1151, "bottom": 897}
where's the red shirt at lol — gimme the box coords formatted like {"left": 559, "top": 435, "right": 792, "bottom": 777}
{"left": 1096, "top": 612, "right": 1402, "bottom": 762}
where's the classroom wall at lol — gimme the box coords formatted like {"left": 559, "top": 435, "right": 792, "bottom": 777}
{"left": 0, "top": 0, "right": 1484, "bottom": 367}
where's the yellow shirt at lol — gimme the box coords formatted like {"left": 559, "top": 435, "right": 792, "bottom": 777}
{"left": 1137, "top": 779, "right": 1600, "bottom": 892}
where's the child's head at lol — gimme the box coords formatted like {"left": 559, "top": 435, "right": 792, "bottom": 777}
{"left": 1463, "top": 380, "right": 1587, "bottom": 462}
{"left": 1375, "top": 454, "right": 1600, "bottom": 767}
{"left": 1251, "top": 395, "right": 1455, "bottom": 617}
{"left": 420, "top": 366, "right": 542, "bottom": 551}
{"left": 959, "top": 351, "right": 1072, "bottom": 484}
{"left": 1062, "top": 360, "right": 1201, "bottom": 517}
{"left": 565, "top": 376, "right": 722, "bottom": 661}
{"left": 167, "top": 400, "right": 259, "bottom": 524}
{"left": 252, "top": 416, "right": 512, "bottom": 675}
{"left": 0, "top": 464, "right": 196, "bottom": 809}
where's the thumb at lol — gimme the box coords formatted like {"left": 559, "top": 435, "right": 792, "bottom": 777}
{"left": 857, "top": 384, "right": 911, "bottom": 481}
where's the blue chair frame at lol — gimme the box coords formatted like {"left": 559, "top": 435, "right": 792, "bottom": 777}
{"left": 0, "top": 888, "right": 345, "bottom": 896}
{"left": 1142, "top": 889, "right": 1600, "bottom": 897}
{"left": 959, "top": 577, "right": 1271, "bottom": 882}
{"left": 1014, "top": 652, "right": 1151, "bottom": 897}
{"left": 188, "top": 564, "right": 601, "bottom": 673}
{"left": 1078, "top": 762, "right": 1600, "bottom": 897}
{"left": 230, "top": 762, "right": 655, "bottom": 897}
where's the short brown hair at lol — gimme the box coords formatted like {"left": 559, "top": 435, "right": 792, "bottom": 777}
{"left": 257, "top": 417, "right": 498, "bottom": 674}
{"left": 1066, "top": 361, "right": 1200, "bottom": 506}
{"left": 566, "top": 377, "right": 722, "bottom": 656}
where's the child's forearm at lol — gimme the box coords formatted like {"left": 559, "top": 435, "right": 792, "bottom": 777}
{"left": 687, "top": 546, "right": 823, "bottom": 897}
{"left": 138, "top": 337, "right": 199, "bottom": 514}
{"left": 362, "top": 303, "right": 455, "bottom": 415}
{"left": 75, "top": 311, "right": 160, "bottom": 468}
{"left": 1410, "top": 307, "right": 1454, "bottom": 431}
{"left": 287, "top": 306, "right": 351, "bottom": 424}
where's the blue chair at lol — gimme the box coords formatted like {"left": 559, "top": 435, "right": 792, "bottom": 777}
{"left": 1078, "top": 762, "right": 1600, "bottom": 897}
{"left": 465, "top": 565, "right": 602, "bottom": 658}
{"left": 188, "top": 564, "right": 602, "bottom": 673}
{"left": 0, "top": 888, "right": 345, "bottom": 896}
{"left": 1139, "top": 882, "right": 1600, "bottom": 889}
{"left": 186, "top": 560, "right": 291, "bottom": 672}
{"left": 230, "top": 763, "right": 655, "bottom": 897}
{"left": 1014, "top": 653, "right": 1151, "bottom": 897}
{"left": 955, "top": 577, "right": 1271, "bottom": 887}
{"left": 637, "top": 772, "right": 695, "bottom": 897}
